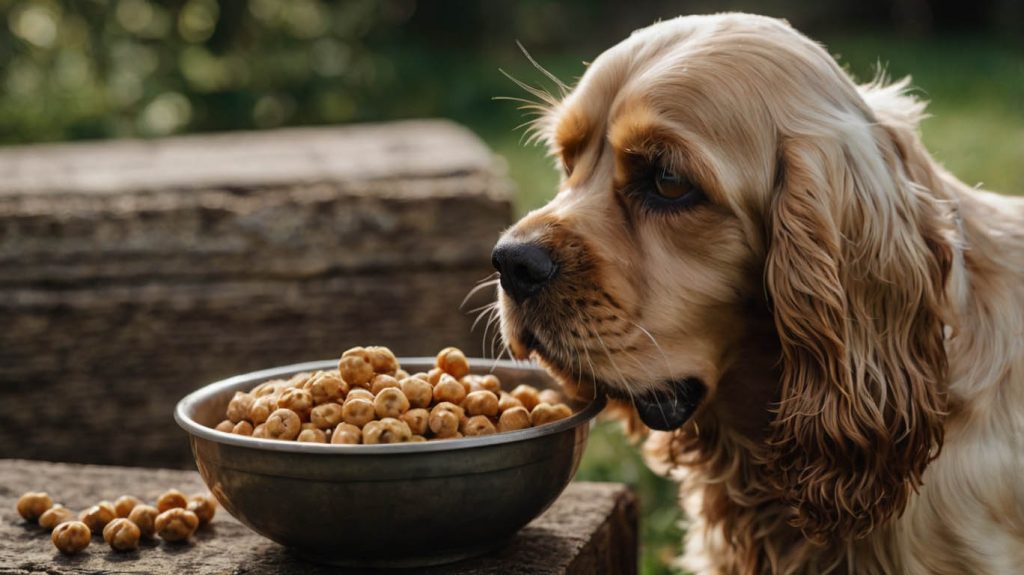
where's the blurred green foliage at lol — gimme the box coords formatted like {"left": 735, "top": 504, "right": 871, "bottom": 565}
{"left": 2, "top": 2, "right": 1021, "bottom": 574}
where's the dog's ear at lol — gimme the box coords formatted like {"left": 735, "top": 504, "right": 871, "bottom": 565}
{"left": 763, "top": 84, "right": 952, "bottom": 542}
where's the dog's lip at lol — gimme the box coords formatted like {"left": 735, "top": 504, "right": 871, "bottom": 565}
{"left": 632, "top": 378, "right": 706, "bottom": 431}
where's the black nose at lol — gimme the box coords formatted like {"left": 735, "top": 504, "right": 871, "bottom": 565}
{"left": 491, "top": 242, "right": 556, "bottom": 302}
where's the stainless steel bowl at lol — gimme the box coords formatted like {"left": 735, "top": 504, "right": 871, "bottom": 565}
{"left": 174, "top": 358, "right": 605, "bottom": 568}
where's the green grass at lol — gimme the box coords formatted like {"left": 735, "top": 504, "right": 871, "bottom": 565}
{"left": 464, "top": 34, "right": 1024, "bottom": 575}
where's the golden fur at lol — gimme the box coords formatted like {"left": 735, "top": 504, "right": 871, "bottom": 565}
{"left": 495, "top": 13, "right": 1024, "bottom": 574}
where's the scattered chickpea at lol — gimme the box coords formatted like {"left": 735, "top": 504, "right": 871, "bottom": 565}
{"left": 187, "top": 494, "right": 217, "bottom": 526}
{"left": 226, "top": 391, "right": 255, "bottom": 423}
{"left": 436, "top": 347, "right": 470, "bottom": 379}
{"left": 232, "top": 420, "right": 254, "bottom": 436}
{"left": 103, "top": 518, "right": 141, "bottom": 551}
{"left": 429, "top": 406, "right": 460, "bottom": 438}
{"left": 400, "top": 408, "right": 430, "bottom": 436}
{"left": 156, "top": 489, "right": 188, "bottom": 513}
{"left": 308, "top": 371, "right": 347, "bottom": 405}
{"left": 330, "top": 422, "right": 362, "bottom": 444}
{"left": 297, "top": 428, "right": 328, "bottom": 443}
{"left": 128, "top": 504, "right": 159, "bottom": 538}
{"left": 338, "top": 350, "right": 374, "bottom": 388}
{"left": 38, "top": 505, "right": 74, "bottom": 530}
{"left": 363, "top": 418, "right": 412, "bottom": 444}
{"left": 365, "top": 346, "right": 399, "bottom": 376}
{"left": 511, "top": 384, "right": 541, "bottom": 411}
{"left": 249, "top": 395, "right": 278, "bottom": 425}
{"left": 497, "top": 406, "right": 532, "bottom": 432}
{"left": 530, "top": 402, "right": 573, "bottom": 426}
{"left": 374, "top": 387, "right": 410, "bottom": 419}
{"left": 277, "top": 387, "right": 313, "bottom": 419}
{"left": 370, "top": 374, "right": 400, "bottom": 395}
{"left": 463, "top": 415, "right": 497, "bottom": 436}
{"left": 433, "top": 374, "right": 467, "bottom": 404}
{"left": 52, "top": 521, "right": 91, "bottom": 554}
{"left": 114, "top": 495, "right": 142, "bottom": 518}
{"left": 252, "top": 423, "right": 268, "bottom": 438}
{"left": 310, "top": 402, "right": 344, "bottom": 429}
{"left": 346, "top": 388, "right": 374, "bottom": 402}
{"left": 400, "top": 377, "right": 433, "bottom": 409}
{"left": 79, "top": 501, "right": 116, "bottom": 533}
{"left": 341, "top": 398, "right": 376, "bottom": 427}
{"left": 16, "top": 491, "right": 52, "bottom": 521}
{"left": 463, "top": 390, "right": 499, "bottom": 417}
{"left": 214, "top": 420, "right": 234, "bottom": 433}
{"left": 155, "top": 508, "right": 199, "bottom": 543}
{"left": 538, "top": 389, "right": 563, "bottom": 406}
{"left": 265, "top": 408, "right": 302, "bottom": 440}
{"left": 498, "top": 392, "right": 524, "bottom": 412}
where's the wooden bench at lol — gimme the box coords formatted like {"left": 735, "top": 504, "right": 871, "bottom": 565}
{"left": 0, "top": 459, "right": 637, "bottom": 574}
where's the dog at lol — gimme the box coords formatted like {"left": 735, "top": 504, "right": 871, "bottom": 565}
{"left": 491, "top": 13, "right": 1024, "bottom": 574}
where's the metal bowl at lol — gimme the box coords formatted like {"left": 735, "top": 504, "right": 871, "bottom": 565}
{"left": 174, "top": 358, "right": 605, "bottom": 568}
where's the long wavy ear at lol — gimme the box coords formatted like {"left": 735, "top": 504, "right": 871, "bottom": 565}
{"left": 764, "top": 83, "right": 952, "bottom": 542}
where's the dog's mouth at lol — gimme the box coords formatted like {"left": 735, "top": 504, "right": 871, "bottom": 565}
{"left": 517, "top": 326, "right": 706, "bottom": 430}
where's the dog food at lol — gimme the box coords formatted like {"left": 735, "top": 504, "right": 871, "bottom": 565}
{"left": 211, "top": 346, "right": 574, "bottom": 444}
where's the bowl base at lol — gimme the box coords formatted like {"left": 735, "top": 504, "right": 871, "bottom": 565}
{"left": 291, "top": 538, "right": 510, "bottom": 569}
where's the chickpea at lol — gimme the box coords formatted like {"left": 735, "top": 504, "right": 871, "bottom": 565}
{"left": 265, "top": 408, "right": 302, "bottom": 440}
{"left": 395, "top": 369, "right": 410, "bottom": 380}
{"left": 310, "top": 402, "right": 344, "bottom": 429}
{"left": 16, "top": 491, "right": 52, "bottom": 521}
{"left": 38, "top": 505, "right": 74, "bottom": 530}
{"left": 252, "top": 423, "right": 268, "bottom": 438}
{"left": 52, "top": 521, "right": 91, "bottom": 554}
{"left": 79, "top": 501, "right": 116, "bottom": 533}
{"left": 409, "top": 435, "right": 427, "bottom": 443}
{"left": 498, "top": 406, "right": 532, "bottom": 432}
{"left": 187, "top": 495, "right": 217, "bottom": 526}
{"left": 433, "top": 374, "right": 467, "bottom": 404}
{"left": 346, "top": 388, "right": 375, "bottom": 402}
{"left": 429, "top": 406, "right": 460, "bottom": 438}
{"left": 226, "top": 391, "right": 255, "bottom": 423}
{"left": 400, "top": 377, "right": 433, "bottom": 409}
{"left": 463, "top": 390, "right": 499, "bottom": 417}
{"left": 155, "top": 508, "right": 199, "bottom": 542}
{"left": 251, "top": 379, "right": 285, "bottom": 397}
{"left": 400, "top": 408, "right": 430, "bottom": 436}
{"left": 539, "top": 389, "right": 563, "bottom": 406}
{"left": 288, "top": 371, "right": 313, "bottom": 389}
{"left": 363, "top": 417, "right": 412, "bottom": 444}
{"left": 232, "top": 420, "right": 254, "bottom": 436}
{"left": 374, "top": 387, "right": 410, "bottom": 419}
{"left": 330, "top": 422, "right": 362, "bottom": 444}
{"left": 157, "top": 489, "right": 188, "bottom": 513}
{"left": 249, "top": 395, "right": 278, "bottom": 425}
{"left": 365, "top": 346, "right": 399, "bottom": 375}
{"left": 463, "top": 415, "right": 497, "bottom": 436}
{"left": 297, "top": 428, "right": 327, "bottom": 443}
{"left": 277, "top": 387, "right": 313, "bottom": 419}
{"left": 128, "top": 504, "right": 159, "bottom": 538}
{"left": 479, "top": 374, "right": 502, "bottom": 394}
{"left": 436, "top": 346, "right": 470, "bottom": 379}
{"left": 531, "top": 402, "right": 573, "bottom": 426}
{"left": 426, "top": 367, "right": 445, "bottom": 386}
{"left": 511, "top": 384, "right": 541, "bottom": 411}
{"left": 114, "top": 495, "right": 142, "bottom": 518}
{"left": 498, "top": 392, "right": 524, "bottom": 412}
{"left": 341, "top": 398, "right": 376, "bottom": 427}
{"left": 436, "top": 431, "right": 464, "bottom": 440}
{"left": 370, "top": 374, "right": 400, "bottom": 395}
{"left": 433, "top": 401, "right": 465, "bottom": 418}
{"left": 309, "top": 371, "right": 347, "bottom": 405}
{"left": 338, "top": 350, "right": 374, "bottom": 388}
{"left": 410, "top": 372, "right": 431, "bottom": 383}
{"left": 215, "top": 420, "right": 234, "bottom": 433}
{"left": 103, "top": 517, "right": 141, "bottom": 551}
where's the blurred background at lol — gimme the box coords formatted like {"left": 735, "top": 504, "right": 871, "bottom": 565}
{"left": 2, "top": 1, "right": 1021, "bottom": 573}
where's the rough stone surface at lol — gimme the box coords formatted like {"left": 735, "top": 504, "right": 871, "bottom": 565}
{"left": 0, "top": 121, "right": 513, "bottom": 468}
{"left": 0, "top": 460, "right": 637, "bottom": 575}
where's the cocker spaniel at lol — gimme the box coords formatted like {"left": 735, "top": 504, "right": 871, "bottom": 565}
{"left": 491, "top": 13, "right": 1024, "bottom": 574}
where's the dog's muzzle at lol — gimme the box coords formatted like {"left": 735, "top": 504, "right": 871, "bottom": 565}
{"left": 634, "top": 378, "right": 706, "bottom": 431}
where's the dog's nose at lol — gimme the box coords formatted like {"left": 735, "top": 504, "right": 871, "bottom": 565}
{"left": 491, "top": 242, "right": 556, "bottom": 302}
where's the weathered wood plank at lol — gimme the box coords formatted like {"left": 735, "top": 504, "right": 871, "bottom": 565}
{"left": 0, "top": 460, "right": 638, "bottom": 575}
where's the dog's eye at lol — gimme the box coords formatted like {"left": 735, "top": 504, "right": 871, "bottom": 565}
{"left": 648, "top": 167, "right": 705, "bottom": 208}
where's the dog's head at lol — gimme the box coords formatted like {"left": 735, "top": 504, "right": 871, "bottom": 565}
{"left": 494, "top": 13, "right": 953, "bottom": 541}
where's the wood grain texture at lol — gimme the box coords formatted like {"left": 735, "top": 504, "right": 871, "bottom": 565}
{"left": 0, "top": 460, "right": 637, "bottom": 575}
{"left": 0, "top": 121, "right": 513, "bottom": 468}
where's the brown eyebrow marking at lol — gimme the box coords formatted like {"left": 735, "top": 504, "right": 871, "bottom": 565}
{"left": 553, "top": 106, "right": 590, "bottom": 175}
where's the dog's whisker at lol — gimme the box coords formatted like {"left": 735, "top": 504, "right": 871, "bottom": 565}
{"left": 461, "top": 280, "right": 499, "bottom": 310}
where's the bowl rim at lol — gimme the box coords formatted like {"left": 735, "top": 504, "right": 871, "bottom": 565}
{"left": 175, "top": 357, "right": 606, "bottom": 455}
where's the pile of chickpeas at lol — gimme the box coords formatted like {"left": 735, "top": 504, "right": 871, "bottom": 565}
{"left": 212, "top": 346, "right": 574, "bottom": 444}
{"left": 16, "top": 489, "right": 216, "bottom": 555}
